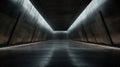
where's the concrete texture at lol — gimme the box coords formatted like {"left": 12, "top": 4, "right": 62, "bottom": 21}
{"left": 0, "top": 40, "right": 120, "bottom": 67}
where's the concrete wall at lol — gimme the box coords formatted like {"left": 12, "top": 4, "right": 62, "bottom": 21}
{"left": 69, "top": 0, "right": 120, "bottom": 47}
{"left": 0, "top": 0, "right": 53, "bottom": 46}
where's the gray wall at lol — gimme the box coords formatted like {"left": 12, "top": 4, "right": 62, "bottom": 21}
{"left": 0, "top": 0, "right": 53, "bottom": 46}
{"left": 69, "top": 0, "right": 120, "bottom": 47}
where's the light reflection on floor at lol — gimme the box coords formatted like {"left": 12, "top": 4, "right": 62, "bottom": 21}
{"left": 0, "top": 40, "right": 120, "bottom": 67}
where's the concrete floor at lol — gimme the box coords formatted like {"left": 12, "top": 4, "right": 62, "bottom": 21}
{"left": 0, "top": 40, "right": 120, "bottom": 67}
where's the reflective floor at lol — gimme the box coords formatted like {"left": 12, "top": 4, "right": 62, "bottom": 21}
{"left": 0, "top": 40, "right": 120, "bottom": 67}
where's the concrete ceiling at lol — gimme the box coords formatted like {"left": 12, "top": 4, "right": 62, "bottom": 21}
{"left": 30, "top": 0, "right": 91, "bottom": 31}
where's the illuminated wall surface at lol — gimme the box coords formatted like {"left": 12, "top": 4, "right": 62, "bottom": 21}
{"left": 0, "top": 0, "right": 120, "bottom": 47}
{"left": 0, "top": 0, "right": 53, "bottom": 45}
{"left": 69, "top": 0, "right": 120, "bottom": 46}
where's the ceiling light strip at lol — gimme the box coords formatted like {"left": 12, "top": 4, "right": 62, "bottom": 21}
{"left": 68, "top": 0, "right": 107, "bottom": 32}
{"left": 11, "top": 0, "right": 54, "bottom": 33}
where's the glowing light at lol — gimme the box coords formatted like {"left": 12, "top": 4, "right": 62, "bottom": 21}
{"left": 11, "top": 0, "right": 107, "bottom": 33}
{"left": 68, "top": 0, "right": 107, "bottom": 32}
{"left": 53, "top": 31, "right": 68, "bottom": 34}
{"left": 11, "top": 0, "right": 54, "bottom": 33}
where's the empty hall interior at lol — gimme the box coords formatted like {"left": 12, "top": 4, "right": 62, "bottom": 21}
{"left": 0, "top": 0, "right": 120, "bottom": 67}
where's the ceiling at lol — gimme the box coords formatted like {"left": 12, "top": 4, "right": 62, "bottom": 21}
{"left": 30, "top": 0, "right": 91, "bottom": 31}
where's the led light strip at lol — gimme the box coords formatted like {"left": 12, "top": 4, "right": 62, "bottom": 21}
{"left": 68, "top": 0, "right": 107, "bottom": 32}
{"left": 11, "top": 0, "right": 106, "bottom": 33}
{"left": 53, "top": 31, "right": 68, "bottom": 34}
{"left": 11, "top": 0, "right": 54, "bottom": 33}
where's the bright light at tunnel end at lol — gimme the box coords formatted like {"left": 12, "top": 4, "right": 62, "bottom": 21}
{"left": 53, "top": 31, "right": 68, "bottom": 34}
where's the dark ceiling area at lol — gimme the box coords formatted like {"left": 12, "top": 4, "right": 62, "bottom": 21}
{"left": 30, "top": 0, "right": 91, "bottom": 31}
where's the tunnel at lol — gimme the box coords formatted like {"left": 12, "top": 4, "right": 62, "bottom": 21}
{"left": 0, "top": 0, "right": 120, "bottom": 67}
